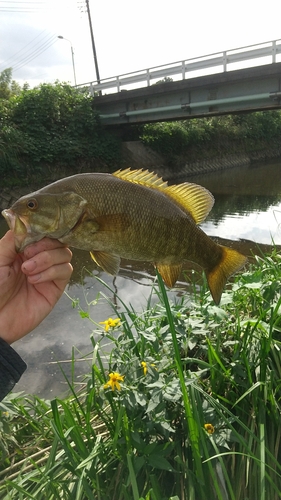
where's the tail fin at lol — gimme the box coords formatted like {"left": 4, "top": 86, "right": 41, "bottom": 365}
{"left": 206, "top": 246, "right": 247, "bottom": 305}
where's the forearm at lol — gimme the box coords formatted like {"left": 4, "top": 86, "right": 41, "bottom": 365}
{"left": 0, "top": 338, "right": 27, "bottom": 401}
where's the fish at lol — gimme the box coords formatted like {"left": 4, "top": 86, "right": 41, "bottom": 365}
{"left": 1, "top": 168, "right": 247, "bottom": 304}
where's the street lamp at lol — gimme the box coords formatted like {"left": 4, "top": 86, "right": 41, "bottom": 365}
{"left": 58, "top": 35, "right": 77, "bottom": 86}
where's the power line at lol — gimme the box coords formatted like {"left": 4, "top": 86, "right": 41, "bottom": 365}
{"left": 0, "top": 30, "right": 54, "bottom": 70}
{"left": 0, "top": 0, "right": 48, "bottom": 13}
{"left": 0, "top": 1, "right": 46, "bottom": 5}
{"left": 0, "top": 34, "right": 58, "bottom": 75}
{"left": 0, "top": 1, "right": 46, "bottom": 3}
{"left": 0, "top": 8, "right": 46, "bottom": 12}
{"left": 0, "top": 1, "right": 80, "bottom": 80}
{"left": 12, "top": 37, "right": 58, "bottom": 73}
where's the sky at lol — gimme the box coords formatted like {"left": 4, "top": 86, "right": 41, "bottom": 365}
{"left": 1, "top": 0, "right": 281, "bottom": 89}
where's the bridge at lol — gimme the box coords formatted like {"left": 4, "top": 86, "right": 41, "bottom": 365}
{"left": 77, "top": 40, "right": 281, "bottom": 125}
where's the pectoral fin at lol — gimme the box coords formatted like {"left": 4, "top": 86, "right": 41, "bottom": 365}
{"left": 155, "top": 263, "right": 183, "bottom": 287}
{"left": 90, "top": 213, "right": 129, "bottom": 232}
{"left": 90, "top": 251, "right": 121, "bottom": 276}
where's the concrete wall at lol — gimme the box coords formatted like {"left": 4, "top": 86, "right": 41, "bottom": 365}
{"left": 121, "top": 141, "right": 281, "bottom": 180}
{"left": 0, "top": 186, "right": 35, "bottom": 211}
{"left": 1, "top": 142, "right": 281, "bottom": 209}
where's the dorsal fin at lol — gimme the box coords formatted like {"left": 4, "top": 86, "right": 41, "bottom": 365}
{"left": 113, "top": 168, "right": 214, "bottom": 224}
{"left": 165, "top": 183, "right": 214, "bottom": 224}
{"left": 113, "top": 168, "right": 168, "bottom": 189}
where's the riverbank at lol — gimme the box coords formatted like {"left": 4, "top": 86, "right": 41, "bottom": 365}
{"left": 1, "top": 141, "right": 281, "bottom": 211}
{"left": 2, "top": 83, "right": 281, "bottom": 193}
{"left": 1, "top": 250, "right": 281, "bottom": 499}
{"left": 121, "top": 140, "right": 281, "bottom": 180}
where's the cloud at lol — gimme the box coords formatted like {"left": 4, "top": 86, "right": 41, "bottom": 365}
{"left": 0, "top": 1, "right": 85, "bottom": 85}
{"left": 1, "top": 0, "right": 281, "bottom": 88}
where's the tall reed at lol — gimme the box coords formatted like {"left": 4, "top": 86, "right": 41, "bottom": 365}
{"left": 1, "top": 251, "right": 281, "bottom": 499}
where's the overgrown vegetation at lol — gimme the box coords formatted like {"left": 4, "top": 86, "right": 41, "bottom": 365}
{"left": 1, "top": 250, "right": 281, "bottom": 499}
{"left": 1, "top": 67, "right": 281, "bottom": 187}
{"left": 0, "top": 70, "right": 120, "bottom": 186}
{"left": 141, "top": 112, "right": 281, "bottom": 163}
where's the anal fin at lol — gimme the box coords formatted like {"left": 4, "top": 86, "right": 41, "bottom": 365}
{"left": 90, "top": 251, "right": 121, "bottom": 276}
{"left": 155, "top": 263, "right": 182, "bottom": 287}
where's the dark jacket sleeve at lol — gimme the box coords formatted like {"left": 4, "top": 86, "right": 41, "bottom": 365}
{"left": 0, "top": 338, "right": 27, "bottom": 401}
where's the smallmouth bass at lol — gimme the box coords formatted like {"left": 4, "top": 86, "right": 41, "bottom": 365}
{"left": 2, "top": 168, "right": 247, "bottom": 304}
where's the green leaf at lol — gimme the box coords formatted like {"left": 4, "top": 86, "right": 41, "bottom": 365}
{"left": 148, "top": 454, "right": 173, "bottom": 471}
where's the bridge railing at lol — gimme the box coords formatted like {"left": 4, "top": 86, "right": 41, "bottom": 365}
{"left": 77, "top": 39, "right": 281, "bottom": 95}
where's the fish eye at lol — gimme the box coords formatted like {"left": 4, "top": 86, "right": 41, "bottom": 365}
{"left": 26, "top": 199, "right": 38, "bottom": 210}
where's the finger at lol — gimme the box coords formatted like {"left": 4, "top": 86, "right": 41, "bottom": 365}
{"left": 23, "top": 238, "right": 69, "bottom": 259}
{"left": 27, "top": 262, "right": 73, "bottom": 284}
{"left": 0, "top": 230, "right": 18, "bottom": 265}
{"left": 22, "top": 247, "right": 73, "bottom": 275}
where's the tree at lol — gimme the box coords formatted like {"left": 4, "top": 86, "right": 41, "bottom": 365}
{"left": 0, "top": 82, "right": 120, "bottom": 183}
{"left": 0, "top": 68, "right": 22, "bottom": 99}
{"left": 155, "top": 76, "right": 173, "bottom": 85}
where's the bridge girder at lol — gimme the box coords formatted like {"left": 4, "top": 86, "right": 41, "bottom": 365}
{"left": 93, "top": 63, "right": 281, "bottom": 125}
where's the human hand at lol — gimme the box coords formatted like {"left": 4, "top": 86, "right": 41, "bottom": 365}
{"left": 0, "top": 230, "right": 73, "bottom": 344}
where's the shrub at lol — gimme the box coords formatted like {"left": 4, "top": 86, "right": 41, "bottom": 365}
{"left": 0, "top": 82, "right": 121, "bottom": 184}
{"left": 141, "top": 112, "right": 281, "bottom": 161}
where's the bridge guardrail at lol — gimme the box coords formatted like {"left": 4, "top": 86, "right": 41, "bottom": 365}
{"left": 76, "top": 39, "right": 281, "bottom": 95}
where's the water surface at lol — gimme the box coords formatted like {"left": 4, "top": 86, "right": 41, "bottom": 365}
{"left": 1, "top": 159, "right": 281, "bottom": 397}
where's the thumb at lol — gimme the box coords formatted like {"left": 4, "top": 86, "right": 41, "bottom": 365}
{"left": 0, "top": 230, "right": 18, "bottom": 266}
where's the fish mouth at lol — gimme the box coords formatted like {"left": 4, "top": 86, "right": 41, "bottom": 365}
{"left": 1, "top": 209, "right": 31, "bottom": 252}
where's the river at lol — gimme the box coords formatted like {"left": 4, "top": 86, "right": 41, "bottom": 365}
{"left": 1, "top": 159, "right": 281, "bottom": 398}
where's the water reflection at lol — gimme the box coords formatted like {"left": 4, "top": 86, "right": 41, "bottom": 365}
{"left": 9, "top": 268, "right": 158, "bottom": 398}
{"left": 0, "top": 158, "right": 281, "bottom": 397}
{"left": 202, "top": 204, "right": 281, "bottom": 244}
{"left": 189, "top": 160, "right": 281, "bottom": 245}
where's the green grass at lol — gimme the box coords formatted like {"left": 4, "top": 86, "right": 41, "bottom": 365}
{"left": 1, "top": 250, "right": 281, "bottom": 499}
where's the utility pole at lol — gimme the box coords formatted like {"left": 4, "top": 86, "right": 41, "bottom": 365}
{"left": 85, "top": 0, "right": 100, "bottom": 84}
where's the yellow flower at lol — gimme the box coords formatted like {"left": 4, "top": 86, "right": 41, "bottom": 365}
{"left": 104, "top": 372, "right": 124, "bottom": 391}
{"left": 100, "top": 317, "right": 121, "bottom": 332}
{"left": 141, "top": 361, "right": 156, "bottom": 375}
{"left": 204, "top": 423, "right": 215, "bottom": 434}
{"left": 141, "top": 361, "right": 148, "bottom": 375}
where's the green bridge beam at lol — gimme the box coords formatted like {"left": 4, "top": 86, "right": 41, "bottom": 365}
{"left": 93, "top": 63, "right": 281, "bottom": 125}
